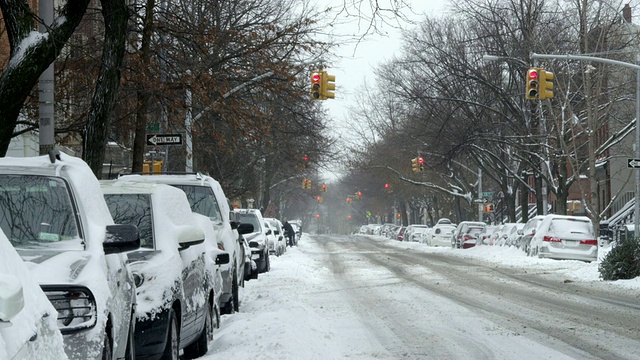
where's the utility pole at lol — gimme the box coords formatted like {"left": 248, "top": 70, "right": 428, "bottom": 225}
{"left": 38, "top": 1, "right": 54, "bottom": 155}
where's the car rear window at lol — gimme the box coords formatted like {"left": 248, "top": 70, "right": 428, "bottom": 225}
{"left": 172, "top": 184, "right": 222, "bottom": 224}
{"left": 105, "top": 193, "right": 154, "bottom": 249}
{"left": 548, "top": 218, "right": 593, "bottom": 236}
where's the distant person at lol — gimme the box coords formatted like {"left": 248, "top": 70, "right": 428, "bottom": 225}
{"left": 283, "top": 221, "right": 296, "bottom": 247}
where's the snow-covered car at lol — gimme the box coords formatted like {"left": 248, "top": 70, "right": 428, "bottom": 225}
{"left": 117, "top": 173, "right": 246, "bottom": 314}
{"left": 234, "top": 209, "right": 271, "bottom": 274}
{"left": 452, "top": 221, "right": 487, "bottom": 248}
{"left": 495, "top": 223, "right": 524, "bottom": 246}
{"left": 424, "top": 224, "right": 456, "bottom": 247}
{"left": 0, "top": 152, "right": 139, "bottom": 360}
{"left": 263, "top": 220, "right": 278, "bottom": 256}
{"left": 0, "top": 229, "right": 67, "bottom": 360}
{"left": 517, "top": 215, "right": 546, "bottom": 252}
{"left": 527, "top": 214, "right": 597, "bottom": 262}
{"left": 265, "top": 217, "right": 287, "bottom": 256}
{"left": 405, "top": 224, "right": 429, "bottom": 242}
{"left": 101, "top": 180, "right": 215, "bottom": 359}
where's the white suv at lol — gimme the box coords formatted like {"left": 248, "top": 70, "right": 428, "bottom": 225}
{"left": 0, "top": 152, "right": 139, "bottom": 360}
{"left": 234, "top": 209, "right": 271, "bottom": 275}
{"left": 117, "top": 173, "right": 247, "bottom": 314}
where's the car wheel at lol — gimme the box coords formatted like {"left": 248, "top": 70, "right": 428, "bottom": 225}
{"left": 183, "top": 304, "right": 211, "bottom": 359}
{"left": 265, "top": 252, "right": 271, "bottom": 272}
{"left": 160, "top": 310, "right": 179, "bottom": 360}
{"left": 232, "top": 271, "right": 240, "bottom": 312}
{"left": 101, "top": 330, "right": 112, "bottom": 360}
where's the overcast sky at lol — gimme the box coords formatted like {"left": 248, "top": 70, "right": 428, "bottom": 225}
{"left": 315, "top": 0, "right": 450, "bottom": 180}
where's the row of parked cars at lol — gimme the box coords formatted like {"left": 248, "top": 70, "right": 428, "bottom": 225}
{"left": 360, "top": 213, "right": 599, "bottom": 262}
{"left": 0, "top": 152, "right": 292, "bottom": 359}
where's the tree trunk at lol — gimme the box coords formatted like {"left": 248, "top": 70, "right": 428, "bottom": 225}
{"left": 0, "top": 0, "right": 90, "bottom": 155}
{"left": 83, "top": 0, "right": 129, "bottom": 178}
{"left": 131, "top": 0, "right": 156, "bottom": 173}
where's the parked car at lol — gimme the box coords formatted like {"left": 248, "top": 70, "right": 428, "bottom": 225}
{"left": 234, "top": 209, "right": 271, "bottom": 274}
{"left": 0, "top": 229, "right": 67, "bottom": 360}
{"left": 481, "top": 225, "right": 500, "bottom": 245}
{"left": 527, "top": 214, "right": 598, "bottom": 262}
{"left": 265, "top": 217, "right": 287, "bottom": 256}
{"left": 405, "top": 224, "right": 429, "bottom": 242}
{"left": 263, "top": 220, "right": 278, "bottom": 256}
{"left": 496, "top": 223, "right": 525, "bottom": 246}
{"left": 117, "top": 173, "right": 246, "bottom": 314}
{"left": 395, "top": 226, "right": 407, "bottom": 241}
{"left": 452, "top": 221, "right": 487, "bottom": 249}
{"left": 517, "top": 215, "right": 546, "bottom": 253}
{"left": 0, "top": 152, "right": 139, "bottom": 360}
{"left": 101, "top": 180, "right": 214, "bottom": 359}
{"left": 424, "top": 223, "right": 457, "bottom": 247}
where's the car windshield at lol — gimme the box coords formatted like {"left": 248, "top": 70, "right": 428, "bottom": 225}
{"left": 104, "top": 193, "right": 154, "bottom": 249}
{"left": 173, "top": 184, "right": 222, "bottom": 223}
{"left": 0, "top": 174, "right": 81, "bottom": 250}
{"left": 239, "top": 213, "right": 261, "bottom": 232}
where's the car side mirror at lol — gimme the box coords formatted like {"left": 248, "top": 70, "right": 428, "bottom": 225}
{"left": 178, "top": 226, "right": 205, "bottom": 250}
{"left": 0, "top": 274, "right": 24, "bottom": 325}
{"left": 104, "top": 224, "right": 140, "bottom": 255}
{"left": 215, "top": 252, "right": 230, "bottom": 265}
{"left": 237, "top": 223, "right": 254, "bottom": 235}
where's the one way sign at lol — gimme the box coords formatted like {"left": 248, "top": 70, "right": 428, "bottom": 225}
{"left": 628, "top": 158, "right": 640, "bottom": 168}
{"left": 146, "top": 134, "right": 183, "bottom": 146}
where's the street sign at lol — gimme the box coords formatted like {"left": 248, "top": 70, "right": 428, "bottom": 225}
{"left": 473, "top": 198, "right": 488, "bottom": 204}
{"left": 628, "top": 158, "right": 640, "bottom": 168}
{"left": 146, "top": 122, "right": 161, "bottom": 132}
{"left": 482, "top": 192, "right": 493, "bottom": 197}
{"left": 146, "top": 134, "right": 183, "bottom": 146}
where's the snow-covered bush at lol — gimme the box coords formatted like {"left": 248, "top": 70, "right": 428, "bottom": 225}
{"left": 599, "top": 238, "right": 640, "bottom": 280}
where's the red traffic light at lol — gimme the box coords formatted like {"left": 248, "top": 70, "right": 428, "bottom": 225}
{"left": 315, "top": 214, "right": 321, "bottom": 218}
{"left": 418, "top": 157, "right": 424, "bottom": 164}
{"left": 312, "top": 73, "right": 321, "bottom": 83}
{"left": 303, "top": 155, "right": 309, "bottom": 161}
{"left": 384, "top": 183, "right": 390, "bottom": 189}
{"left": 528, "top": 69, "right": 538, "bottom": 80}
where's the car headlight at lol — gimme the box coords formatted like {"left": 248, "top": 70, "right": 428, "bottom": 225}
{"left": 41, "top": 285, "right": 97, "bottom": 334}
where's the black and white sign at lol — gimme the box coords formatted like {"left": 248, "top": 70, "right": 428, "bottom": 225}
{"left": 628, "top": 158, "right": 640, "bottom": 168}
{"left": 473, "top": 198, "right": 488, "bottom": 204}
{"left": 146, "top": 134, "right": 183, "bottom": 146}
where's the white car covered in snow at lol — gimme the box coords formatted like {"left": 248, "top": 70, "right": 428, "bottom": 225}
{"left": 101, "top": 180, "right": 215, "bottom": 359}
{"left": 0, "top": 152, "right": 139, "bottom": 360}
{"left": 0, "top": 228, "right": 67, "bottom": 360}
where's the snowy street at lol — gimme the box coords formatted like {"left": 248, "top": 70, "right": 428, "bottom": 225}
{"left": 205, "top": 233, "right": 640, "bottom": 360}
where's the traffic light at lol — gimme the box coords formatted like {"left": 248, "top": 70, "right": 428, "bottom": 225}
{"left": 302, "top": 178, "right": 312, "bottom": 189}
{"left": 346, "top": 197, "right": 352, "bottom": 204}
{"left": 539, "top": 69, "right": 554, "bottom": 99}
{"left": 315, "top": 214, "right": 321, "bottom": 219}
{"left": 525, "top": 68, "right": 540, "bottom": 100}
{"left": 322, "top": 72, "right": 336, "bottom": 99}
{"left": 411, "top": 157, "right": 419, "bottom": 172}
{"left": 417, "top": 157, "right": 425, "bottom": 172}
{"left": 384, "top": 183, "right": 392, "bottom": 193}
{"left": 311, "top": 72, "right": 322, "bottom": 100}
{"left": 316, "top": 196, "right": 323, "bottom": 203}
{"left": 355, "top": 191, "right": 362, "bottom": 200}
{"left": 486, "top": 203, "right": 495, "bottom": 212}
{"left": 321, "top": 184, "right": 327, "bottom": 192}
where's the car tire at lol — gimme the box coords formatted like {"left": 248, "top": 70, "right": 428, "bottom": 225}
{"left": 160, "top": 310, "right": 179, "bottom": 360}
{"left": 232, "top": 271, "right": 240, "bottom": 312}
{"left": 265, "top": 252, "right": 271, "bottom": 272}
{"left": 101, "top": 330, "right": 112, "bottom": 360}
{"left": 183, "top": 304, "right": 211, "bottom": 359}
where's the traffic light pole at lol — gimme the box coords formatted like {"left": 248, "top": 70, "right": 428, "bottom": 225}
{"left": 532, "top": 53, "right": 640, "bottom": 234}
{"left": 478, "top": 167, "right": 483, "bottom": 222}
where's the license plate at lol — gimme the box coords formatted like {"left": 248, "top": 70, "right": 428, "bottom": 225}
{"left": 563, "top": 240, "right": 578, "bottom": 247}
